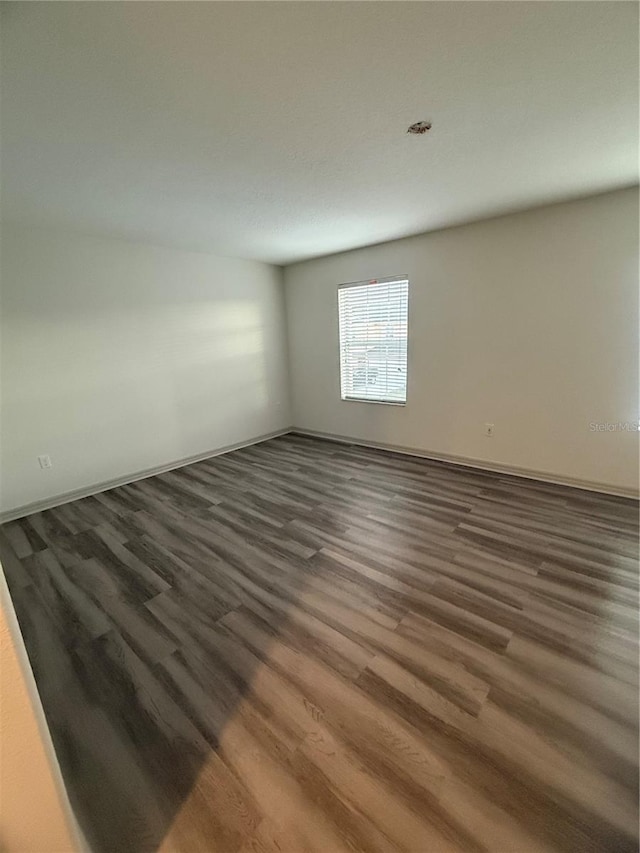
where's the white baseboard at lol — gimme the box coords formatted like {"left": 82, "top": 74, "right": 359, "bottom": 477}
{"left": 0, "top": 428, "right": 292, "bottom": 523}
{"left": 2, "top": 425, "right": 636, "bottom": 522}
{"left": 291, "top": 428, "right": 639, "bottom": 500}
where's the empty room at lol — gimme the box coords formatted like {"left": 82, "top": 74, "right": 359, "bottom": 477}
{"left": 0, "top": 2, "right": 638, "bottom": 852}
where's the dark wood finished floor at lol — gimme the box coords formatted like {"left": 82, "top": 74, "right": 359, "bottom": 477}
{"left": 1, "top": 434, "right": 638, "bottom": 853}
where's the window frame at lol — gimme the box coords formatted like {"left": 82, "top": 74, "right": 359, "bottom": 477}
{"left": 337, "top": 275, "right": 409, "bottom": 406}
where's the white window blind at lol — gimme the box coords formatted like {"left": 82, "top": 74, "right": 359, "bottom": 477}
{"left": 338, "top": 277, "right": 409, "bottom": 404}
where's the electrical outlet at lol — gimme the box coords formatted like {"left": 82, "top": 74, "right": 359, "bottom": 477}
{"left": 484, "top": 423, "right": 494, "bottom": 437}
{"left": 38, "top": 454, "right": 52, "bottom": 469}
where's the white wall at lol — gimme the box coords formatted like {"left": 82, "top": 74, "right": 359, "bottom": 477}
{"left": 285, "top": 188, "right": 639, "bottom": 495}
{"left": 0, "top": 225, "right": 291, "bottom": 515}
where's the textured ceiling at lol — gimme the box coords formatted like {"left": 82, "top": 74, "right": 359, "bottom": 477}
{"left": 1, "top": 2, "right": 638, "bottom": 265}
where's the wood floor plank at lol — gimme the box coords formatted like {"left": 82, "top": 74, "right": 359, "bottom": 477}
{"left": 2, "top": 433, "right": 638, "bottom": 852}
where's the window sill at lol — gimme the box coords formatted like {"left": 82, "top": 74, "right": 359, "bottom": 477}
{"left": 341, "top": 397, "right": 406, "bottom": 406}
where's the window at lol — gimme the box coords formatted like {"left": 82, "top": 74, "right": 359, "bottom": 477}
{"left": 338, "top": 276, "right": 409, "bottom": 404}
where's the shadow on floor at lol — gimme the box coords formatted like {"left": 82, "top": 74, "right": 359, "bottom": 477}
{"left": 0, "top": 435, "right": 352, "bottom": 852}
